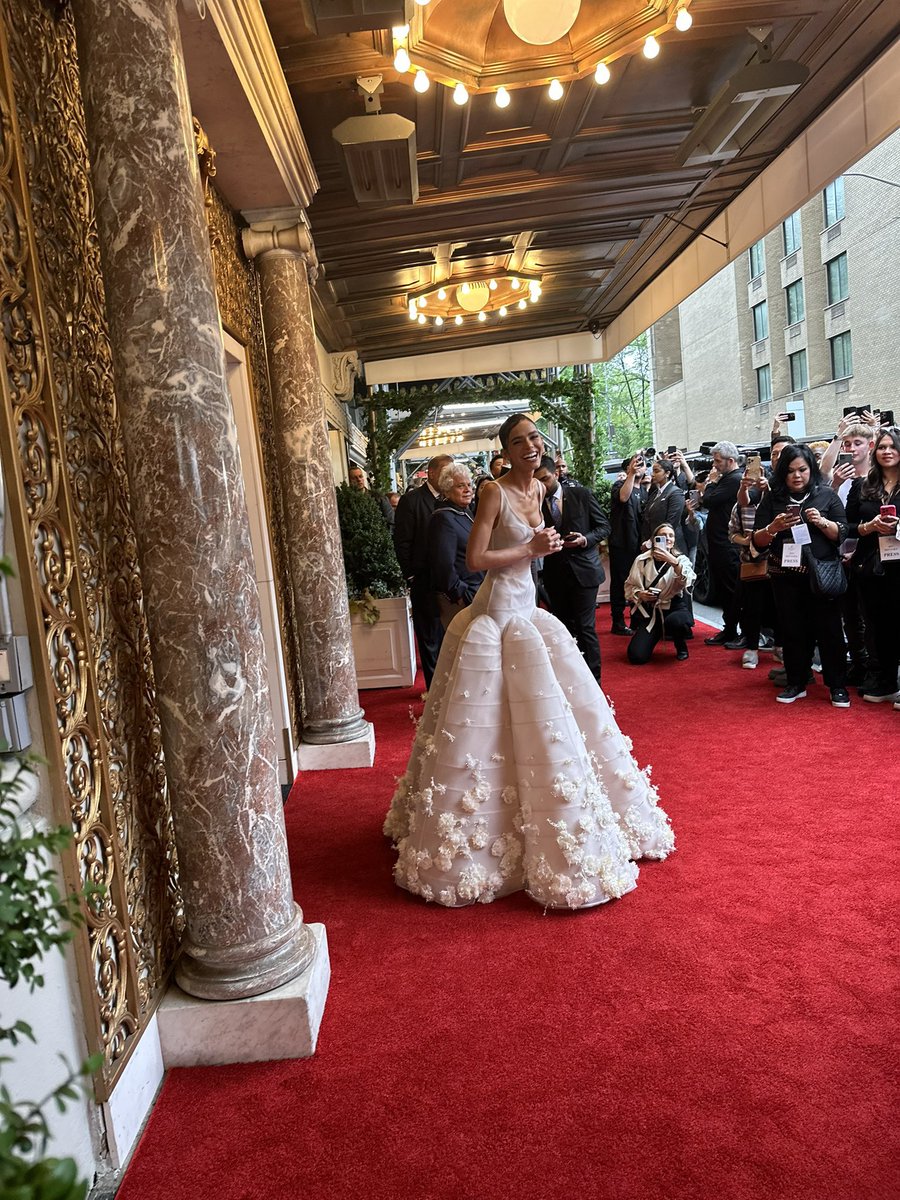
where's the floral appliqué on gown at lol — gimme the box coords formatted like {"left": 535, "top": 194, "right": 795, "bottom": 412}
{"left": 384, "top": 487, "right": 674, "bottom": 909}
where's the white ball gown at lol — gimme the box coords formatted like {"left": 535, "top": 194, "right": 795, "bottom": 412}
{"left": 384, "top": 487, "right": 675, "bottom": 909}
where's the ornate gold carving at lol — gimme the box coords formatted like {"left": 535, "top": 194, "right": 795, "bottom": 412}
{"left": 204, "top": 184, "right": 304, "bottom": 743}
{"left": 0, "top": 0, "right": 181, "bottom": 1098}
{"left": 193, "top": 115, "right": 220, "bottom": 247}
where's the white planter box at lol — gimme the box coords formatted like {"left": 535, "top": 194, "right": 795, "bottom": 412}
{"left": 351, "top": 594, "right": 416, "bottom": 689}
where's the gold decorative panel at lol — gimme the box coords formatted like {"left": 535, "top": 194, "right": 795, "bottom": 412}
{"left": 205, "top": 183, "right": 304, "bottom": 743}
{"left": 0, "top": 0, "right": 180, "bottom": 1098}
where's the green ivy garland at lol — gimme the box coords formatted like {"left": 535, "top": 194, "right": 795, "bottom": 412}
{"left": 365, "top": 375, "right": 602, "bottom": 495}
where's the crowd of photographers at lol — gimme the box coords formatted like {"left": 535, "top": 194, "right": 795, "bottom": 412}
{"left": 610, "top": 407, "right": 900, "bottom": 709}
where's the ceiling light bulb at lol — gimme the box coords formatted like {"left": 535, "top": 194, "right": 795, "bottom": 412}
{"left": 499, "top": 306, "right": 508, "bottom": 317}
{"left": 461, "top": 281, "right": 470, "bottom": 294}
{"left": 437, "top": 288, "right": 447, "bottom": 300}
{"left": 435, "top": 316, "right": 444, "bottom": 326}
{"left": 495, "top": 87, "right": 511, "bottom": 109}
{"left": 510, "top": 277, "right": 520, "bottom": 289}
{"left": 530, "top": 292, "right": 539, "bottom": 303}
{"left": 393, "top": 46, "right": 411, "bottom": 73}
{"left": 643, "top": 35, "right": 660, "bottom": 58}
{"left": 392, "top": 24, "right": 410, "bottom": 39}
{"left": 453, "top": 83, "right": 469, "bottom": 105}
{"left": 518, "top": 299, "right": 527, "bottom": 309}
{"left": 414, "top": 69, "right": 430, "bottom": 93}
{"left": 417, "top": 313, "right": 426, "bottom": 324}
{"left": 417, "top": 296, "right": 427, "bottom": 307}
{"left": 408, "top": 304, "right": 417, "bottom": 320}
{"left": 414, "top": 0, "right": 430, "bottom": 5}
{"left": 548, "top": 78, "right": 564, "bottom": 101}
{"left": 489, "top": 279, "right": 498, "bottom": 290}
{"left": 478, "top": 311, "right": 487, "bottom": 322}
{"left": 594, "top": 62, "right": 610, "bottom": 85}
{"left": 454, "top": 315, "right": 463, "bottom": 325}
{"left": 675, "top": 7, "right": 692, "bottom": 31}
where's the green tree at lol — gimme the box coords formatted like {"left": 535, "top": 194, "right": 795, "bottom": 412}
{"left": 593, "top": 333, "right": 653, "bottom": 462}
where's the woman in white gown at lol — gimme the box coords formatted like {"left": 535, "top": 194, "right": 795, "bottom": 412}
{"left": 384, "top": 415, "right": 674, "bottom": 909}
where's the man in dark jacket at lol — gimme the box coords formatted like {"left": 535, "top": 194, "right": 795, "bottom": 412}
{"left": 392, "top": 454, "right": 452, "bottom": 689}
{"left": 535, "top": 456, "right": 610, "bottom": 683}
{"left": 608, "top": 454, "right": 648, "bottom": 635}
{"left": 699, "top": 440, "right": 743, "bottom": 645}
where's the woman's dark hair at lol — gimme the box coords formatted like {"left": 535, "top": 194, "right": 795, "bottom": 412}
{"left": 771, "top": 442, "right": 821, "bottom": 497}
{"left": 862, "top": 426, "right": 900, "bottom": 500}
{"left": 497, "top": 412, "right": 534, "bottom": 450}
{"left": 653, "top": 458, "right": 677, "bottom": 482}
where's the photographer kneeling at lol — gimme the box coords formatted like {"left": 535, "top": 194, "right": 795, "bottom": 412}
{"left": 751, "top": 443, "right": 849, "bottom": 707}
{"left": 624, "top": 523, "right": 695, "bottom": 664}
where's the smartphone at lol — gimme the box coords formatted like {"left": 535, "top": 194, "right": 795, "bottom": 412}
{"left": 745, "top": 454, "right": 763, "bottom": 482}
{"left": 667, "top": 445, "right": 677, "bottom": 456}
{"left": 880, "top": 410, "right": 895, "bottom": 426}
{"left": 836, "top": 452, "right": 853, "bottom": 467}
{"left": 689, "top": 489, "right": 701, "bottom": 505}
{"left": 653, "top": 535, "right": 668, "bottom": 548}
{"left": 647, "top": 587, "right": 661, "bottom": 595}
{"left": 843, "top": 406, "right": 865, "bottom": 418}
{"left": 786, "top": 503, "right": 802, "bottom": 519}
{"left": 880, "top": 505, "right": 897, "bottom": 519}
{"left": 645, "top": 447, "right": 656, "bottom": 458}
{"left": 780, "top": 412, "right": 796, "bottom": 422}
{"left": 563, "top": 532, "right": 580, "bottom": 543}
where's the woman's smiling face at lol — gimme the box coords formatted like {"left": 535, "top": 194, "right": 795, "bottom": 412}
{"left": 505, "top": 419, "right": 544, "bottom": 469}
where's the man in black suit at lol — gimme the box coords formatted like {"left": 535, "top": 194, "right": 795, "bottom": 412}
{"left": 698, "top": 440, "right": 743, "bottom": 646}
{"left": 392, "top": 454, "right": 452, "bottom": 689}
{"left": 535, "top": 455, "right": 610, "bottom": 683}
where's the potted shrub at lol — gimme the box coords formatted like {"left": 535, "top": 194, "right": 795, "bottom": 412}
{"left": 336, "top": 484, "right": 415, "bottom": 688}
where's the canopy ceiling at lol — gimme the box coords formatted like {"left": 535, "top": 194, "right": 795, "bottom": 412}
{"left": 257, "top": 0, "right": 899, "bottom": 363}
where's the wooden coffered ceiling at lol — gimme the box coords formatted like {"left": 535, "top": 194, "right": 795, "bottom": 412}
{"left": 259, "top": 0, "right": 900, "bottom": 364}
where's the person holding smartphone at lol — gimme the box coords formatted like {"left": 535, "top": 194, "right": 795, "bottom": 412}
{"left": 752, "top": 444, "right": 849, "bottom": 706}
{"left": 640, "top": 457, "right": 688, "bottom": 552}
{"left": 844, "top": 425, "right": 900, "bottom": 703}
{"left": 624, "top": 523, "right": 695, "bottom": 664}
{"left": 608, "top": 453, "right": 649, "bottom": 636}
{"left": 535, "top": 455, "right": 610, "bottom": 683}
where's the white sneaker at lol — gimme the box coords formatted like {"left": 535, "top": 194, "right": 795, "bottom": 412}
{"left": 742, "top": 650, "right": 759, "bottom": 670}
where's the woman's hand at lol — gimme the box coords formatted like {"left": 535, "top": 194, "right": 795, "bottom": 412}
{"left": 530, "top": 527, "right": 563, "bottom": 558}
{"left": 866, "top": 513, "right": 899, "bottom": 535}
{"left": 768, "top": 511, "right": 799, "bottom": 534}
{"left": 832, "top": 462, "right": 855, "bottom": 487}
{"left": 651, "top": 546, "right": 678, "bottom": 565}
{"left": 637, "top": 589, "right": 658, "bottom": 603}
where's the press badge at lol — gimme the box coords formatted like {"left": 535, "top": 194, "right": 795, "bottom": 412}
{"left": 879, "top": 535, "right": 900, "bottom": 563}
{"left": 781, "top": 543, "right": 803, "bottom": 567}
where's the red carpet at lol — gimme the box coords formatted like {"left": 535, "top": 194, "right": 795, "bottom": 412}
{"left": 118, "top": 625, "right": 899, "bottom": 1200}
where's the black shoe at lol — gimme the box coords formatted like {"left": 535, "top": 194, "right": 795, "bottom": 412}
{"left": 724, "top": 637, "right": 748, "bottom": 650}
{"left": 610, "top": 623, "right": 633, "bottom": 637}
{"left": 862, "top": 686, "right": 900, "bottom": 703}
{"left": 830, "top": 688, "right": 851, "bottom": 708}
{"left": 675, "top": 647, "right": 689, "bottom": 661}
{"left": 704, "top": 631, "right": 734, "bottom": 646}
{"left": 776, "top": 685, "right": 807, "bottom": 704}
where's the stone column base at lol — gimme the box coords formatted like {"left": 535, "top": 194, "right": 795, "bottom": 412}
{"left": 297, "top": 721, "right": 375, "bottom": 770}
{"left": 158, "top": 924, "right": 330, "bottom": 1067}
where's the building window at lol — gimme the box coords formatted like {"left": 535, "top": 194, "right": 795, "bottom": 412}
{"left": 823, "top": 177, "right": 845, "bottom": 227}
{"left": 782, "top": 213, "right": 801, "bottom": 256}
{"left": 785, "top": 279, "right": 805, "bottom": 326}
{"left": 752, "top": 301, "right": 769, "bottom": 341}
{"left": 756, "top": 364, "right": 772, "bottom": 404}
{"left": 789, "top": 349, "right": 808, "bottom": 392}
{"left": 830, "top": 332, "right": 853, "bottom": 380}
{"left": 826, "top": 253, "right": 849, "bottom": 304}
{"left": 748, "top": 240, "right": 765, "bottom": 279}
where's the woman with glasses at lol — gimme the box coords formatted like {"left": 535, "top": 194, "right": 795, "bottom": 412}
{"left": 844, "top": 426, "right": 900, "bottom": 705}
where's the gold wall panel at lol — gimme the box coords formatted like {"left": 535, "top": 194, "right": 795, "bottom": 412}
{"left": 205, "top": 184, "right": 304, "bottom": 744}
{"left": 0, "top": 0, "right": 181, "bottom": 1098}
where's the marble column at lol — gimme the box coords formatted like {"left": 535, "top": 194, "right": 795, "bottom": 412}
{"left": 242, "top": 221, "right": 370, "bottom": 749}
{"left": 70, "top": 0, "right": 315, "bottom": 1000}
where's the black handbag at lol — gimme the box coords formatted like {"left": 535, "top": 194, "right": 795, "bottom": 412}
{"left": 803, "top": 548, "right": 847, "bottom": 598}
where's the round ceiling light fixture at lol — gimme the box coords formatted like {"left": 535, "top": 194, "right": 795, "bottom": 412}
{"left": 503, "top": 0, "right": 581, "bottom": 46}
{"left": 456, "top": 282, "right": 490, "bottom": 312}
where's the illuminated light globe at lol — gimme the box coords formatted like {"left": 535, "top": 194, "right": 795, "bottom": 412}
{"left": 478, "top": 311, "right": 487, "bottom": 322}
{"left": 548, "top": 79, "right": 564, "bottom": 101}
{"left": 417, "top": 313, "right": 427, "bottom": 324}
{"left": 517, "top": 298, "right": 527, "bottom": 309}
{"left": 453, "top": 83, "right": 469, "bottom": 105}
{"left": 437, "top": 288, "right": 447, "bottom": 300}
{"left": 510, "top": 277, "right": 520, "bottom": 289}
{"left": 503, "top": 0, "right": 581, "bottom": 46}
{"left": 499, "top": 306, "right": 508, "bottom": 317}
{"left": 454, "top": 315, "right": 463, "bottom": 325}
{"left": 394, "top": 47, "right": 411, "bottom": 73}
{"left": 643, "top": 35, "right": 660, "bottom": 58}
{"left": 456, "top": 281, "right": 490, "bottom": 312}
{"left": 495, "top": 87, "right": 511, "bottom": 109}
{"left": 675, "top": 7, "right": 692, "bottom": 31}
{"left": 435, "top": 316, "right": 444, "bottom": 326}
{"left": 392, "top": 24, "right": 410, "bottom": 38}
{"left": 414, "top": 69, "right": 430, "bottom": 93}
{"left": 594, "top": 62, "right": 610, "bottom": 85}
{"left": 489, "top": 279, "right": 498, "bottom": 290}
{"left": 417, "top": 296, "right": 427, "bottom": 307}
